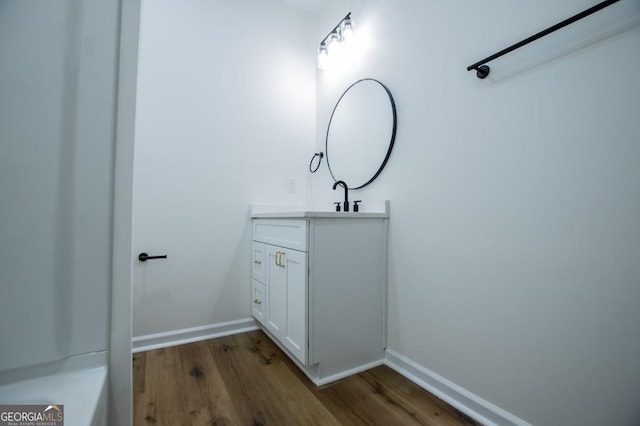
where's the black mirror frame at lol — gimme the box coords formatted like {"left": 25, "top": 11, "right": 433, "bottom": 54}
{"left": 325, "top": 78, "right": 397, "bottom": 190}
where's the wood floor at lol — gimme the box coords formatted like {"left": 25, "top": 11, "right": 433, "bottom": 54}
{"left": 133, "top": 330, "right": 479, "bottom": 426}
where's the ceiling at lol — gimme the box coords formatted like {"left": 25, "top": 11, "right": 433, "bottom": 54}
{"left": 279, "top": 0, "right": 329, "bottom": 13}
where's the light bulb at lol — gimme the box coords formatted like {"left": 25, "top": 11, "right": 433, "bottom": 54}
{"left": 317, "top": 44, "right": 328, "bottom": 70}
{"left": 327, "top": 31, "right": 341, "bottom": 55}
{"left": 341, "top": 17, "right": 355, "bottom": 42}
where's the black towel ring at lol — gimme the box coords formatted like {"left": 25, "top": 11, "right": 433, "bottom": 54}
{"left": 309, "top": 152, "right": 324, "bottom": 173}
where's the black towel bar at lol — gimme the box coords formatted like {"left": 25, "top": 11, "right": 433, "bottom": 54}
{"left": 467, "top": 0, "right": 621, "bottom": 79}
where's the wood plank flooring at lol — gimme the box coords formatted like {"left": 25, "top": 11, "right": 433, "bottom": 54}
{"left": 133, "top": 330, "right": 479, "bottom": 426}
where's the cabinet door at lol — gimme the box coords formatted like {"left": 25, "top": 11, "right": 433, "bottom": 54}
{"left": 251, "top": 279, "right": 266, "bottom": 325}
{"left": 265, "top": 245, "right": 307, "bottom": 364}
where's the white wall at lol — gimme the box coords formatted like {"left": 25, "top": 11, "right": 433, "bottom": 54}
{"left": 314, "top": 1, "right": 640, "bottom": 425}
{"left": 132, "top": 0, "right": 316, "bottom": 337}
{"left": 0, "top": 0, "right": 119, "bottom": 373}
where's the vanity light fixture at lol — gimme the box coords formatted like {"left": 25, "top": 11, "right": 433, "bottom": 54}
{"left": 317, "top": 44, "right": 329, "bottom": 70}
{"left": 341, "top": 16, "right": 355, "bottom": 42}
{"left": 327, "top": 31, "right": 341, "bottom": 55}
{"left": 317, "top": 12, "right": 356, "bottom": 70}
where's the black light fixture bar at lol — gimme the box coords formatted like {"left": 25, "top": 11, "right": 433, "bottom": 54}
{"left": 320, "top": 12, "right": 352, "bottom": 46}
{"left": 467, "top": 0, "right": 621, "bottom": 79}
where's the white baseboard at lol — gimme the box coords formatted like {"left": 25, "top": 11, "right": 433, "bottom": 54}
{"left": 384, "top": 349, "right": 531, "bottom": 426}
{"left": 313, "top": 359, "right": 384, "bottom": 386}
{"left": 132, "top": 318, "right": 259, "bottom": 353}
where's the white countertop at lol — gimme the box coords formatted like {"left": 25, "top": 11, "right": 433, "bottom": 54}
{"left": 250, "top": 200, "right": 389, "bottom": 219}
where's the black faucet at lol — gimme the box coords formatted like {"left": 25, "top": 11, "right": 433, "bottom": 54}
{"left": 332, "top": 180, "right": 349, "bottom": 212}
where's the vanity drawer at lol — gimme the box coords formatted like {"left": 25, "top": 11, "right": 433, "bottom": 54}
{"left": 252, "top": 279, "right": 266, "bottom": 325}
{"left": 252, "top": 241, "right": 266, "bottom": 282}
{"left": 253, "top": 219, "right": 308, "bottom": 252}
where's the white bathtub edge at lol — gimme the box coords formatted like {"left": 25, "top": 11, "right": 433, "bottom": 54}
{"left": 0, "top": 351, "right": 108, "bottom": 426}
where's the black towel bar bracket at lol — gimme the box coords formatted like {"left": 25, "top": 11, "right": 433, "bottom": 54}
{"left": 467, "top": 0, "right": 621, "bottom": 79}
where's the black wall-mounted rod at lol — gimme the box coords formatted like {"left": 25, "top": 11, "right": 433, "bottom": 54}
{"left": 467, "top": 0, "right": 621, "bottom": 79}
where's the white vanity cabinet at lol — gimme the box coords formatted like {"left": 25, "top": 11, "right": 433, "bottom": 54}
{"left": 252, "top": 219, "right": 308, "bottom": 364}
{"left": 251, "top": 210, "right": 388, "bottom": 386}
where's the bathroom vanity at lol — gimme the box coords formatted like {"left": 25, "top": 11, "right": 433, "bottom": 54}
{"left": 250, "top": 204, "right": 389, "bottom": 385}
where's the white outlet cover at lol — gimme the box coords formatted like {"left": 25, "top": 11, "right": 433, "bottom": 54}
{"left": 287, "top": 177, "right": 296, "bottom": 193}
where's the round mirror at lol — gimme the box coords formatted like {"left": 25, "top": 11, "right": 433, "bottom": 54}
{"left": 325, "top": 78, "right": 397, "bottom": 190}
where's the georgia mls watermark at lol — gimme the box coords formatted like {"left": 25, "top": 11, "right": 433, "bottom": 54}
{"left": 0, "top": 405, "right": 63, "bottom": 426}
